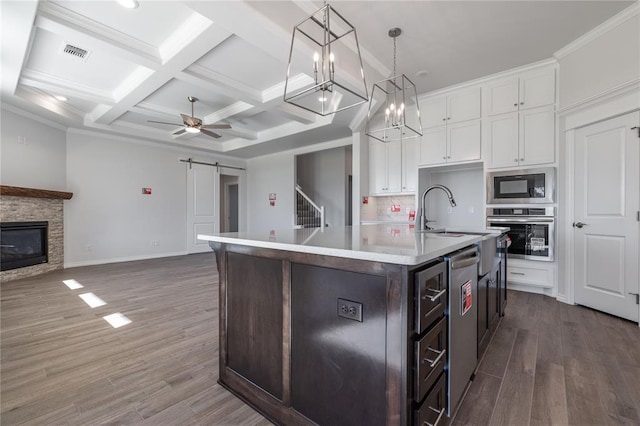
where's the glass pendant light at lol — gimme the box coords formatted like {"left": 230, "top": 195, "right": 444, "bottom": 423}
{"left": 283, "top": 1, "right": 368, "bottom": 116}
{"left": 365, "top": 28, "right": 422, "bottom": 143}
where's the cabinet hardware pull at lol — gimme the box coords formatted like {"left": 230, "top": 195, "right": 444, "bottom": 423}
{"left": 442, "top": 156, "right": 447, "bottom": 160}
{"left": 513, "top": 103, "right": 518, "bottom": 107}
{"left": 447, "top": 117, "right": 451, "bottom": 120}
{"left": 510, "top": 272, "right": 525, "bottom": 275}
{"left": 424, "top": 406, "right": 445, "bottom": 426}
{"left": 572, "top": 222, "right": 587, "bottom": 229}
{"left": 423, "top": 288, "right": 446, "bottom": 302}
{"left": 520, "top": 102, "right": 524, "bottom": 105}
{"left": 514, "top": 159, "right": 518, "bottom": 162}
{"left": 442, "top": 118, "right": 446, "bottom": 121}
{"left": 629, "top": 292, "right": 639, "bottom": 305}
{"left": 423, "top": 347, "right": 446, "bottom": 368}
{"left": 520, "top": 158, "right": 524, "bottom": 161}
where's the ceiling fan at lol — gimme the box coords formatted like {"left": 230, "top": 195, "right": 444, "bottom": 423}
{"left": 148, "top": 96, "right": 231, "bottom": 139}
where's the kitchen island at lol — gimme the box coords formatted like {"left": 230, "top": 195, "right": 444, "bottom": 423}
{"left": 198, "top": 225, "right": 490, "bottom": 426}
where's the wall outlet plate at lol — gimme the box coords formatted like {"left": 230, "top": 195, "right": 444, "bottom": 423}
{"left": 337, "top": 298, "right": 363, "bottom": 322}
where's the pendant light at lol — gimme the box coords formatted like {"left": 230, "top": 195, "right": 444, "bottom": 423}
{"left": 283, "top": 1, "right": 368, "bottom": 116}
{"left": 365, "top": 28, "right": 422, "bottom": 143}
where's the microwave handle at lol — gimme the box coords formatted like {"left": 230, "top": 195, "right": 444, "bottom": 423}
{"left": 487, "top": 218, "right": 554, "bottom": 223}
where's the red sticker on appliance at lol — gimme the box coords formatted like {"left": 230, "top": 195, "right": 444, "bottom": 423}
{"left": 461, "top": 280, "right": 472, "bottom": 315}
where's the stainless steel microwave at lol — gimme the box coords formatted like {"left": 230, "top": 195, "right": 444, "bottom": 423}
{"left": 487, "top": 167, "right": 555, "bottom": 204}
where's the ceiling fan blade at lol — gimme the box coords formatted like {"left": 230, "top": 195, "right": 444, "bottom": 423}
{"left": 200, "top": 129, "right": 221, "bottom": 139}
{"left": 173, "top": 129, "right": 188, "bottom": 136}
{"left": 201, "top": 123, "right": 232, "bottom": 129}
{"left": 180, "top": 113, "right": 198, "bottom": 127}
{"left": 148, "top": 120, "right": 183, "bottom": 126}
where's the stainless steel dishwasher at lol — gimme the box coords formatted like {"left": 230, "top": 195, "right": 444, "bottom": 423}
{"left": 445, "top": 246, "right": 479, "bottom": 416}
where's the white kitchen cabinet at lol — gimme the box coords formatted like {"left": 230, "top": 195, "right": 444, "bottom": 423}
{"left": 486, "top": 106, "right": 555, "bottom": 169}
{"left": 485, "top": 68, "right": 555, "bottom": 116}
{"left": 419, "top": 120, "right": 481, "bottom": 166}
{"left": 421, "top": 87, "right": 481, "bottom": 129}
{"left": 507, "top": 259, "right": 555, "bottom": 289}
{"left": 369, "top": 139, "right": 402, "bottom": 195}
{"left": 369, "top": 138, "right": 418, "bottom": 195}
{"left": 401, "top": 138, "right": 418, "bottom": 192}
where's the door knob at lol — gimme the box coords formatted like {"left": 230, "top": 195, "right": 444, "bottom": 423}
{"left": 572, "top": 222, "right": 587, "bottom": 228}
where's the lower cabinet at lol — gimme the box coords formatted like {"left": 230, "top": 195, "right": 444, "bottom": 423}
{"left": 478, "top": 260, "right": 502, "bottom": 360}
{"left": 414, "top": 372, "right": 447, "bottom": 426}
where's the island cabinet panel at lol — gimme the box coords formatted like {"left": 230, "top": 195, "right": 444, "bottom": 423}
{"left": 226, "top": 252, "right": 283, "bottom": 400}
{"left": 290, "top": 264, "right": 388, "bottom": 425}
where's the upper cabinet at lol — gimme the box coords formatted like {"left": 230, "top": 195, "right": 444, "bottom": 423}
{"left": 485, "top": 105, "right": 555, "bottom": 168}
{"left": 484, "top": 68, "right": 556, "bottom": 116}
{"left": 369, "top": 138, "right": 418, "bottom": 195}
{"left": 418, "top": 87, "right": 482, "bottom": 166}
{"left": 419, "top": 121, "right": 481, "bottom": 166}
{"left": 421, "top": 87, "right": 481, "bottom": 129}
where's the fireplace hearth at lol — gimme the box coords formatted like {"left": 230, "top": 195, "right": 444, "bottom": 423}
{"left": 1, "top": 222, "right": 48, "bottom": 271}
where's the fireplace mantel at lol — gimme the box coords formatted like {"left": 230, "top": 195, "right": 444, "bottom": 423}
{"left": 0, "top": 185, "right": 73, "bottom": 200}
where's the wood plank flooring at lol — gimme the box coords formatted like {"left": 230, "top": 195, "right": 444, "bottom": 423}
{"left": 1, "top": 254, "right": 270, "bottom": 425}
{"left": 2, "top": 254, "right": 639, "bottom": 425}
{"left": 454, "top": 290, "right": 640, "bottom": 426}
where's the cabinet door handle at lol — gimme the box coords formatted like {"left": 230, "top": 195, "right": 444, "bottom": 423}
{"left": 520, "top": 158, "right": 524, "bottom": 161}
{"left": 514, "top": 159, "right": 518, "bottom": 162}
{"left": 442, "top": 156, "right": 447, "bottom": 160}
{"left": 447, "top": 156, "right": 451, "bottom": 159}
{"left": 424, "top": 406, "right": 445, "bottom": 426}
{"left": 513, "top": 103, "right": 518, "bottom": 107}
{"left": 423, "top": 288, "right": 446, "bottom": 302}
{"left": 520, "top": 102, "right": 524, "bottom": 105}
{"left": 442, "top": 118, "right": 446, "bottom": 121}
{"left": 510, "top": 272, "right": 525, "bottom": 275}
{"left": 423, "top": 347, "right": 446, "bottom": 368}
{"left": 447, "top": 117, "right": 451, "bottom": 120}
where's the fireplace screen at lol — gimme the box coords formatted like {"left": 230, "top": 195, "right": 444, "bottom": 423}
{"left": 0, "top": 222, "right": 48, "bottom": 271}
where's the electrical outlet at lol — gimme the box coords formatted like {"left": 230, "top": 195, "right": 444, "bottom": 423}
{"left": 85, "top": 244, "right": 92, "bottom": 252}
{"left": 447, "top": 206, "right": 453, "bottom": 214}
{"left": 337, "top": 298, "right": 363, "bottom": 322}
{"left": 150, "top": 240, "right": 160, "bottom": 247}
{"left": 17, "top": 136, "right": 28, "bottom": 145}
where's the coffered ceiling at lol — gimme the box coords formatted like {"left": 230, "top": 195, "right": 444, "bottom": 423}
{"left": 1, "top": 1, "right": 633, "bottom": 158}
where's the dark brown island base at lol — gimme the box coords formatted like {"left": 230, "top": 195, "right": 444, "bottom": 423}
{"left": 201, "top": 225, "right": 506, "bottom": 426}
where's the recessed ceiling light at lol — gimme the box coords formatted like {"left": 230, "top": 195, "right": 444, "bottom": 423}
{"left": 54, "top": 95, "right": 68, "bottom": 102}
{"left": 116, "top": 0, "right": 139, "bottom": 9}
{"left": 416, "top": 70, "right": 430, "bottom": 78}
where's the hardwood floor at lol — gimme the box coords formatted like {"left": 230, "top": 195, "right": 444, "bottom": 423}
{"left": 1, "top": 253, "right": 270, "bottom": 425}
{"left": 2, "top": 254, "right": 639, "bottom": 425}
{"left": 454, "top": 290, "right": 640, "bottom": 426}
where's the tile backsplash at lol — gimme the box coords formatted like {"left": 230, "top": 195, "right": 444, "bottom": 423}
{"left": 361, "top": 195, "right": 417, "bottom": 222}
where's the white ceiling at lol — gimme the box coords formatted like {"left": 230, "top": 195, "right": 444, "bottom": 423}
{"left": 0, "top": 0, "right": 633, "bottom": 159}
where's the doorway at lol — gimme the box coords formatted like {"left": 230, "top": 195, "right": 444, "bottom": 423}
{"left": 221, "top": 175, "right": 239, "bottom": 233}
{"left": 572, "top": 111, "right": 639, "bottom": 323}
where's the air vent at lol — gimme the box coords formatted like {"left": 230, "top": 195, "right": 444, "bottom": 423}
{"left": 60, "top": 43, "right": 91, "bottom": 62}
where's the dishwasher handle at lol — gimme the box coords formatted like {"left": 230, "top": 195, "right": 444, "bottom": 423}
{"left": 448, "top": 247, "right": 479, "bottom": 269}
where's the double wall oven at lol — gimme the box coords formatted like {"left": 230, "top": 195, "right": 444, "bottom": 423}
{"left": 486, "top": 168, "right": 556, "bottom": 262}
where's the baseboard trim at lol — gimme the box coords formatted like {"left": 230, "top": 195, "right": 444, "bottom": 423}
{"left": 64, "top": 251, "right": 189, "bottom": 268}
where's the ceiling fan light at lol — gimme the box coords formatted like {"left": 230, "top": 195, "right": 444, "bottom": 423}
{"left": 185, "top": 127, "right": 200, "bottom": 134}
{"left": 116, "top": 0, "right": 139, "bottom": 9}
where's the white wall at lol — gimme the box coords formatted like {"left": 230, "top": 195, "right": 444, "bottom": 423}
{"left": 558, "top": 11, "right": 639, "bottom": 108}
{"left": 64, "top": 130, "right": 246, "bottom": 266}
{"left": 418, "top": 165, "right": 485, "bottom": 230}
{"left": 247, "top": 138, "right": 352, "bottom": 232}
{"left": 1, "top": 107, "right": 67, "bottom": 190}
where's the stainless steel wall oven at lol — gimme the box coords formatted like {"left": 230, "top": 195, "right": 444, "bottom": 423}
{"left": 486, "top": 207, "right": 554, "bottom": 262}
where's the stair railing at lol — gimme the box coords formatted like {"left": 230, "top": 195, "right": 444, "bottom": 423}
{"left": 295, "top": 184, "right": 325, "bottom": 229}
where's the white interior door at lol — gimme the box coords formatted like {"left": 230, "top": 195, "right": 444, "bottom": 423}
{"left": 187, "top": 163, "right": 219, "bottom": 254}
{"left": 573, "top": 111, "right": 639, "bottom": 323}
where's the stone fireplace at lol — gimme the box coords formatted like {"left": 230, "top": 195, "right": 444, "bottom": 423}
{"left": 0, "top": 186, "right": 73, "bottom": 282}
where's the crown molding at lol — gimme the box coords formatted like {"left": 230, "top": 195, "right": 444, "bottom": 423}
{"left": 554, "top": 2, "right": 639, "bottom": 59}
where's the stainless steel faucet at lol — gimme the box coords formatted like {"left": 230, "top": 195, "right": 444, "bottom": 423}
{"left": 419, "top": 185, "right": 457, "bottom": 230}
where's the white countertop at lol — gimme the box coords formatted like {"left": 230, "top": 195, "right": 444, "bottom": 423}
{"left": 198, "top": 224, "right": 504, "bottom": 266}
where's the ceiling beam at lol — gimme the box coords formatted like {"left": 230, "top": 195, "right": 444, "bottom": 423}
{"left": 1, "top": 1, "right": 38, "bottom": 97}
